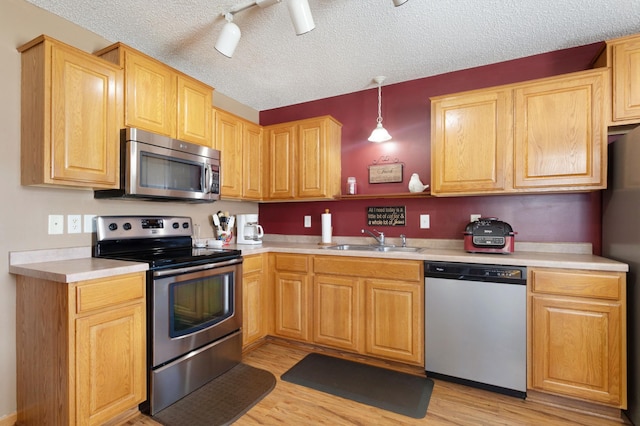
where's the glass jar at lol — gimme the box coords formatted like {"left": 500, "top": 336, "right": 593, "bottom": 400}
{"left": 346, "top": 177, "right": 357, "bottom": 195}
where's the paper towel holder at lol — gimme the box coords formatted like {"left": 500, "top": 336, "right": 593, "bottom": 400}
{"left": 318, "top": 208, "right": 335, "bottom": 246}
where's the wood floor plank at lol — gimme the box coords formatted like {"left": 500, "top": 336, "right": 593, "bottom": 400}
{"left": 121, "top": 342, "right": 628, "bottom": 425}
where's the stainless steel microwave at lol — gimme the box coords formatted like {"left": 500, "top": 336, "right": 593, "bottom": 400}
{"left": 95, "top": 128, "right": 220, "bottom": 202}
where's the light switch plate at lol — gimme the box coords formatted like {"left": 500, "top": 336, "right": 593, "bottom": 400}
{"left": 420, "top": 214, "right": 430, "bottom": 229}
{"left": 304, "top": 215, "right": 311, "bottom": 228}
{"left": 83, "top": 214, "right": 96, "bottom": 233}
{"left": 48, "top": 215, "right": 64, "bottom": 235}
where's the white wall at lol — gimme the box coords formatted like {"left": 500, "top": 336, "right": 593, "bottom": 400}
{"left": 0, "top": 0, "right": 259, "bottom": 418}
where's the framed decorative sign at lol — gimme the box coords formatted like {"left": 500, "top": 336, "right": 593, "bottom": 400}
{"left": 366, "top": 206, "right": 406, "bottom": 227}
{"left": 368, "top": 156, "right": 403, "bottom": 183}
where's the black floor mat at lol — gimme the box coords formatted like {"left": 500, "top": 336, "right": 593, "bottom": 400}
{"left": 153, "top": 363, "right": 276, "bottom": 426}
{"left": 281, "top": 353, "right": 433, "bottom": 419}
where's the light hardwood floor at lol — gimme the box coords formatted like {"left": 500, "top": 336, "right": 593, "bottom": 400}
{"left": 123, "top": 342, "right": 629, "bottom": 426}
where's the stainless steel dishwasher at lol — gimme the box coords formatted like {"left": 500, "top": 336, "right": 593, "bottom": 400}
{"left": 424, "top": 261, "right": 527, "bottom": 398}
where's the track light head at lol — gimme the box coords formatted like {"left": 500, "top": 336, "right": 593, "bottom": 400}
{"left": 287, "top": 0, "right": 315, "bottom": 35}
{"left": 215, "top": 13, "right": 241, "bottom": 58}
{"left": 393, "top": 0, "right": 409, "bottom": 6}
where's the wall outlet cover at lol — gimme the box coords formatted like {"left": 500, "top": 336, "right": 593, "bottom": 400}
{"left": 420, "top": 214, "right": 430, "bottom": 229}
{"left": 470, "top": 214, "right": 482, "bottom": 222}
{"left": 67, "top": 215, "right": 81, "bottom": 234}
{"left": 304, "top": 215, "right": 311, "bottom": 228}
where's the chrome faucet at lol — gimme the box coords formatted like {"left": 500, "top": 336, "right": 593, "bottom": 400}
{"left": 362, "top": 228, "right": 385, "bottom": 245}
{"left": 400, "top": 234, "right": 407, "bottom": 247}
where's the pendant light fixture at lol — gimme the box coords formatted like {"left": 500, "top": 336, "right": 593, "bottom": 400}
{"left": 368, "top": 76, "right": 392, "bottom": 143}
{"left": 393, "top": 0, "right": 409, "bottom": 6}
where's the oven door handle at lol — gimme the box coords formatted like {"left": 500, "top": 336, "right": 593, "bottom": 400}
{"left": 153, "top": 257, "right": 242, "bottom": 278}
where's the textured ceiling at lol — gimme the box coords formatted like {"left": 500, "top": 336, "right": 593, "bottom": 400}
{"left": 24, "top": 0, "right": 640, "bottom": 111}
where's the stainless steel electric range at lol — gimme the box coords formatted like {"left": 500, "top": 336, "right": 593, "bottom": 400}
{"left": 93, "top": 215, "right": 243, "bottom": 415}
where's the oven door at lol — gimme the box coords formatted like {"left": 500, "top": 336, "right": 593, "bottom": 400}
{"left": 151, "top": 258, "right": 242, "bottom": 367}
{"left": 127, "top": 140, "right": 220, "bottom": 202}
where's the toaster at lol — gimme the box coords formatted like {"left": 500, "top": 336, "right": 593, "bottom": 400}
{"left": 463, "top": 217, "right": 515, "bottom": 254}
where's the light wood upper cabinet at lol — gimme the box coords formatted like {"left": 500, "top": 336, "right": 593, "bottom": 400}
{"left": 18, "top": 35, "right": 122, "bottom": 189}
{"left": 96, "top": 43, "right": 213, "bottom": 147}
{"left": 513, "top": 70, "right": 606, "bottom": 190}
{"left": 213, "top": 109, "right": 264, "bottom": 200}
{"left": 595, "top": 33, "right": 640, "bottom": 125}
{"left": 264, "top": 116, "right": 342, "bottom": 201}
{"left": 431, "top": 89, "right": 512, "bottom": 194}
{"left": 528, "top": 267, "right": 626, "bottom": 408}
{"left": 431, "top": 68, "right": 608, "bottom": 196}
{"left": 16, "top": 272, "right": 146, "bottom": 425}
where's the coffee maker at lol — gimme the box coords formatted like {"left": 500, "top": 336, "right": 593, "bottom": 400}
{"left": 236, "top": 214, "right": 264, "bottom": 245}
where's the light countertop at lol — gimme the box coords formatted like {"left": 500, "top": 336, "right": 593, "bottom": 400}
{"left": 8, "top": 236, "right": 628, "bottom": 283}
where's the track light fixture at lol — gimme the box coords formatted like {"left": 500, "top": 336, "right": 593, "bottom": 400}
{"left": 368, "top": 76, "right": 392, "bottom": 143}
{"left": 215, "top": 0, "right": 315, "bottom": 58}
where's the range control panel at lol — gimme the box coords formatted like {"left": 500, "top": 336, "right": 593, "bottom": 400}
{"left": 96, "top": 216, "right": 192, "bottom": 241}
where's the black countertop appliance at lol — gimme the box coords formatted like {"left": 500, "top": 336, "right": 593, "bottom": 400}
{"left": 463, "top": 217, "right": 515, "bottom": 254}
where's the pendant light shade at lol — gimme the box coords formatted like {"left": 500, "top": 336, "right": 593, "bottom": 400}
{"left": 287, "top": 0, "right": 315, "bottom": 35}
{"left": 215, "top": 14, "right": 241, "bottom": 58}
{"left": 368, "top": 76, "right": 392, "bottom": 143}
{"left": 393, "top": 0, "right": 409, "bottom": 6}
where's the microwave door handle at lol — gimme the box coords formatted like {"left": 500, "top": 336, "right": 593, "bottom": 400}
{"left": 204, "top": 164, "right": 212, "bottom": 194}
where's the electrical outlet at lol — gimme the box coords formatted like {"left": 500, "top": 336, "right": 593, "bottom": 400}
{"left": 304, "top": 215, "right": 311, "bottom": 228}
{"left": 470, "top": 214, "right": 482, "bottom": 222}
{"left": 420, "top": 214, "right": 430, "bottom": 229}
{"left": 48, "top": 215, "right": 64, "bottom": 235}
{"left": 67, "top": 215, "right": 81, "bottom": 234}
{"left": 83, "top": 214, "right": 96, "bottom": 233}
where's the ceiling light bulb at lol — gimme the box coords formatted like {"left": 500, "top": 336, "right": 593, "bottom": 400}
{"left": 368, "top": 76, "right": 392, "bottom": 143}
{"left": 215, "top": 18, "right": 241, "bottom": 58}
{"left": 287, "top": 0, "right": 315, "bottom": 35}
{"left": 393, "top": 0, "right": 409, "bottom": 5}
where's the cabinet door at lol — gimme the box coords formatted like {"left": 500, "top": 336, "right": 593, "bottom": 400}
{"left": 266, "top": 124, "right": 296, "bottom": 200}
{"left": 177, "top": 75, "right": 212, "bottom": 146}
{"left": 431, "top": 89, "right": 512, "bottom": 195}
{"left": 313, "top": 275, "right": 362, "bottom": 352}
{"left": 243, "top": 255, "right": 266, "bottom": 347}
{"left": 123, "top": 49, "right": 176, "bottom": 137}
{"left": 513, "top": 70, "right": 606, "bottom": 190}
{"left": 529, "top": 295, "right": 625, "bottom": 407}
{"left": 364, "top": 279, "right": 423, "bottom": 365}
{"left": 274, "top": 271, "right": 310, "bottom": 341}
{"left": 214, "top": 109, "right": 244, "bottom": 198}
{"left": 76, "top": 303, "right": 145, "bottom": 425}
{"left": 49, "top": 43, "right": 120, "bottom": 188}
{"left": 243, "top": 121, "right": 264, "bottom": 200}
{"left": 612, "top": 36, "right": 640, "bottom": 123}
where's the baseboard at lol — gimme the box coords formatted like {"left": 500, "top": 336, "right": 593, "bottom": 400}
{"left": 526, "top": 389, "right": 629, "bottom": 424}
{"left": 0, "top": 413, "right": 16, "bottom": 426}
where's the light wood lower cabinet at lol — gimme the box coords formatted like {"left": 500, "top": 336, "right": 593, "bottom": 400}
{"left": 16, "top": 272, "right": 146, "bottom": 426}
{"left": 313, "top": 256, "right": 424, "bottom": 365}
{"left": 272, "top": 253, "right": 312, "bottom": 342}
{"left": 528, "top": 267, "right": 626, "bottom": 408}
{"left": 242, "top": 254, "right": 268, "bottom": 347}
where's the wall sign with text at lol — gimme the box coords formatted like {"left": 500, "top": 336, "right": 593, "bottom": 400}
{"left": 366, "top": 206, "right": 406, "bottom": 227}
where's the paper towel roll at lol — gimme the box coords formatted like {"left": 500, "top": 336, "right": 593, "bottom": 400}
{"left": 321, "top": 210, "right": 332, "bottom": 244}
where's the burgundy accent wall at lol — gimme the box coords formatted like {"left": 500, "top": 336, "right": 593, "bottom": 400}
{"left": 259, "top": 42, "right": 605, "bottom": 254}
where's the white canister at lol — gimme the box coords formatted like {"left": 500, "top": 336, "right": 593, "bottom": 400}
{"left": 346, "top": 177, "right": 357, "bottom": 195}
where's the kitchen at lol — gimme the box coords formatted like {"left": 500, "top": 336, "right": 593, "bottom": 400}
{"left": 1, "top": 0, "right": 639, "bottom": 425}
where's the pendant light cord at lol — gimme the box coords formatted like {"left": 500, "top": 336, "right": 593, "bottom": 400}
{"left": 377, "top": 84, "right": 383, "bottom": 124}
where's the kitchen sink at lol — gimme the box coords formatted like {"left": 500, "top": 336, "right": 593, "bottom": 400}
{"left": 324, "top": 244, "right": 421, "bottom": 253}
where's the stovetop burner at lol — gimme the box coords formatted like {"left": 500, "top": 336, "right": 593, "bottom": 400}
{"left": 93, "top": 215, "right": 242, "bottom": 270}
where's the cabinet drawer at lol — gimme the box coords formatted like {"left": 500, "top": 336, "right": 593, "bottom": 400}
{"left": 314, "top": 256, "right": 422, "bottom": 282}
{"left": 530, "top": 268, "right": 624, "bottom": 300}
{"left": 76, "top": 273, "right": 145, "bottom": 314}
{"left": 243, "top": 254, "right": 264, "bottom": 275}
{"left": 274, "top": 254, "right": 309, "bottom": 273}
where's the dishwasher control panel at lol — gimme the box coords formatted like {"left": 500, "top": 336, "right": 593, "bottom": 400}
{"left": 425, "top": 261, "right": 526, "bottom": 284}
